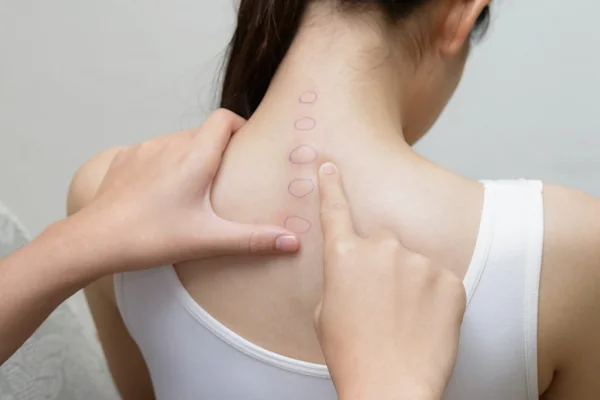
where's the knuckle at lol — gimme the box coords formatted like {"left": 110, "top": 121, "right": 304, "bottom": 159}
{"left": 452, "top": 283, "right": 467, "bottom": 307}
{"left": 246, "top": 231, "right": 262, "bottom": 254}
{"left": 408, "top": 256, "right": 436, "bottom": 282}
{"left": 406, "top": 252, "right": 430, "bottom": 268}
{"left": 357, "top": 231, "right": 370, "bottom": 239}
{"left": 162, "top": 137, "right": 182, "bottom": 155}
{"left": 138, "top": 140, "right": 160, "bottom": 154}
{"left": 374, "top": 233, "right": 401, "bottom": 251}
{"left": 178, "top": 129, "right": 196, "bottom": 139}
{"left": 440, "top": 269, "right": 465, "bottom": 295}
{"left": 321, "top": 203, "right": 348, "bottom": 217}
{"left": 328, "top": 237, "right": 355, "bottom": 257}
{"left": 439, "top": 274, "right": 467, "bottom": 311}
{"left": 437, "top": 267, "right": 459, "bottom": 283}
{"left": 320, "top": 206, "right": 346, "bottom": 221}
{"left": 330, "top": 202, "right": 348, "bottom": 211}
{"left": 173, "top": 130, "right": 193, "bottom": 144}
{"left": 424, "top": 266, "right": 465, "bottom": 299}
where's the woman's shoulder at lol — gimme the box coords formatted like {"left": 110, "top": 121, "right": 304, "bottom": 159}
{"left": 67, "top": 148, "right": 126, "bottom": 303}
{"left": 67, "top": 147, "right": 127, "bottom": 216}
{"left": 542, "top": 183, "right": 600, "bottom": 260}
{"left": 538, "top": 183, "right": 600, "bottom": 396}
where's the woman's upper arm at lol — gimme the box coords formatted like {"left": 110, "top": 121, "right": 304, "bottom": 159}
{"left": 67, "top": 147, "right": 155, "bottom": 399}
{"left": 67, "top": 147, "right": 124, "bottom": 216}
{"left": 540, "top": 185, "right": 600, "bottom": 399}
{"left": 85, "top": 277, "right": 155, "bottom": 400}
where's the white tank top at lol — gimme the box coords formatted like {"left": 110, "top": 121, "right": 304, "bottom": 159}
{"left": 114, "top": 179, "right": 544, "bottom": 400}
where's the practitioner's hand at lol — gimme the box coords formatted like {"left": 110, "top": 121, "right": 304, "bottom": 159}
{"left": 76, "top": 109, "right": 300, "bottom": 273}
{"left": 314, "top": 163, "right": 466, "bottom": 400}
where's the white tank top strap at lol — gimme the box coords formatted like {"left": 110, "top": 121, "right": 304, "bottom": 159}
{"left": 449, "top": 179, "right": 543, "bottom": 400}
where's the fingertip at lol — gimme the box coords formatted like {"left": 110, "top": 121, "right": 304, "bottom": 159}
{"left": 250, "top": 226, "right": 300, "bottom": 254}
{"left": 320, "top": 162, "right": 338, "bottom": 177}
{"left": 275, "top": 235, "right": 301, "bottom": 253}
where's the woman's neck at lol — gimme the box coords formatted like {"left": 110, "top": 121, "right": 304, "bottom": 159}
{"left": 250, "top": 4, "right": 418, "bottom": 148}
{"left": 219, "top": 6, "right": 482, "bottom": 268}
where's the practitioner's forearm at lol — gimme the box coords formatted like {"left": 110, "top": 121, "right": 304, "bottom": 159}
{"left": 338, "top": 379, "right": 442, "bottom": 400}
{"left": 0, "top": 214, "right": 106, "bottom": 364}
{"left": 0, "top": 110, "right": 303, "bottom": 366}
{"left": 340, "top": 392, "right": 441, "bottom": 400}
{"left": 340, "top": 395, "right": 440, "bottom": 400}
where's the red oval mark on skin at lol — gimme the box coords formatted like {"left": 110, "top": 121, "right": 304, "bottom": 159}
{"left": 299, "top": 91, "right": 318, "bottom": 104}
{"left": 284, "top": 216, "right": 312, "bottom": 234}
{"left": 294, "top": 117, "right": 317, "bottom": 131}
{"left": 288, "top": 179, "right": 315, "bottom": 198}
{"left": 289, "top": 145, "right": 318, "bottom": 165}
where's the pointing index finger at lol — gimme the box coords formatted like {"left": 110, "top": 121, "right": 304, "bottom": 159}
{"left": 318, "top": 163, "right": 355, "bottom": 242}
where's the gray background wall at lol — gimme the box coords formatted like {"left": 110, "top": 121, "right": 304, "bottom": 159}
{"left": 1, "top": 0, "right": 599, "bottom": 237}
{"left": 1, "top": 0, "right": 599, "bottom": 330}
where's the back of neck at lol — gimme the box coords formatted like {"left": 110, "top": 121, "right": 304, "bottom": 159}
{"left": 247, "top": 4, "right": 415, "bottom": 152}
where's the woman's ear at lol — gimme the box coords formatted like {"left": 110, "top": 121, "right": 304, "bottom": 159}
{"left": 438, "top": 0, "right": 491, "bottom": 55}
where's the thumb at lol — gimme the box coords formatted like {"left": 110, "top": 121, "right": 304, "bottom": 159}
{"left": 198, "top": 220, "right": 301, "bottom": 257}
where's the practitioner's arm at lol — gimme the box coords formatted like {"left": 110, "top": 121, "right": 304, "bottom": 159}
{"left": 315, "top": 163, "right": 466, "bottom": 400}
{"left": 0, "top": 212, "right": 111, "bottom": 364}
{"left": 0, "top": 109, "right": 300, "bottom": 365}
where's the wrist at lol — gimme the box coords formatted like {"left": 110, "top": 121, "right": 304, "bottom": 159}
{"left": 337, "top": 377, "right": 442, "bottom": 400}
{"left": 1, "top": 218, "right": 105, "bottom": 306}
{"left": 39, "top": 214, "right": 116, "bottom": 285}
{"left": 340, "top": 389, "right": 440, "bottom": 400}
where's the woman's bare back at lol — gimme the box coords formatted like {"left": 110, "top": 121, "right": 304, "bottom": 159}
{"left": 175, "top": 104, "right": 483, "bottom": 364}
{"left": 71, "top": 118, "right": 600, "bottom": 399}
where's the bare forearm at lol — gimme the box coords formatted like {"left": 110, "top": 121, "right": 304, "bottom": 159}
{"left": 340, "top": 392, "right": 440, "bottom": 400}
{"left": 339, "top": 389, "right": 441, "bottom": 400}
{"left": 337, "top": 374, "right": 443, "bottom": 400}
{"left": 0, "top": 215, "right": 106, "bottom": 363}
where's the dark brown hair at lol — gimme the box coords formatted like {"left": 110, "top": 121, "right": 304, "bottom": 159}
{"left": 220, "top": 0, "right": 490, "bottom": 119}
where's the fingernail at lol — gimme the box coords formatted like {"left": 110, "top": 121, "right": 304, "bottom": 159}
{"left": 321, "top": 162, "right": 337, "bottom": 175}
{"left": 275, "top": 235, "right": 300, "bottom": 252}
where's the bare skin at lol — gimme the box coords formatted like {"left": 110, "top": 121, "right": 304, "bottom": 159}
{"left": 69, "top": 1, "right": 600, "bottom": 399}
